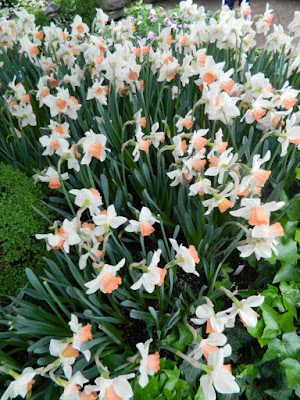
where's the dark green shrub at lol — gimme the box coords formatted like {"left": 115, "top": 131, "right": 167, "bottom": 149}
{"left": 56, "top": 0, "right": 102, "bottom": 27}
{"left": 0, "top": 163, "right": 53, "bottom": 296}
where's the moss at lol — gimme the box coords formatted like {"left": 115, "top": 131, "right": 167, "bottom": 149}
{"left": 33, "top": 9, "right": 50, "bottom": 26}
{"left": 0, "top": 163, "right": 53, "bottom": 297}
{"left": 58, "top": 0, "right": 102, "bottom": 27}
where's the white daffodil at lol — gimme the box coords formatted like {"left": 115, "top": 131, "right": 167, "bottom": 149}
{"left": 125, "top": 207, "right": 159, "bottom": 236}
{"left": 169, "top": 239, "right": 200, "bottom": 276}
{"left": 230, "top": 198, "right": 285, "bottom": 226}
{"left": 84, "top": 374, "right": 135, "bottom": 400}
{"left": 189, "top": 332, "right": 228, "bottom": 361}
{"left": 1, "top": 367, "right": 43, "bottom": 400}
{"left": 237, "top": 225, "right": 279, "bottom": 260}
{"left": 227, "top": 295, "right": 265, "bottom": 327}
{"left": 78, "top": 130, "right": 111, "bottom": 165}
{"left": 48, "top": 339, "right": 79, "bottom": 380}
{"left": 136, "top": 338, "right": 160, "bottom": 388}
{"left": 69, "top": 188, "right": 103, "bottom": 215}
{"left": 191, "top": 297, "right": 230, "bottom": 333}
{"left": 68, "top": 315, "right": 93, "bottom": 361}
{"left": 85, "top": 259, "right": 125, "bottom": 294}
{"left": 200, "top": 348, "right": 240, "bottom": 400}
{"left": 57, "top": 371, "right": 89, "bottom": 400}
{"left": 131, "top": 249, "right": 166, "bottom": 293}
{"left": 93, "top": 205, "right": 127, "bottom": 232}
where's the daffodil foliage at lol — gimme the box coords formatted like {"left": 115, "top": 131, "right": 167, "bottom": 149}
{"left": 0, "top": 1, "right": 299, "bottom": 399}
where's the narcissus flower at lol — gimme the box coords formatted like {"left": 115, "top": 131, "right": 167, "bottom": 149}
{"left": 230, "top": 198, "right": 285, "bottom": 226}
{"left": 85, "top": 259, "right": 125, "bottom": 294}
{"left": 227, "top": 295, "right": 264, "bottom": 327}
{"left": 33, "top": 166, "right": 69, "bottom": 189}
{"left": 125, "top": 207, "right": 159, "bottom": 236}
{"left": 93, "top": 204, "right": 127, "bottom": 232}
{"left": 69, "top": 188, "right": 103, "bottom": 214}
{"left": 169, "top": 238, "right": 200, "bottom": 276}
{"left": 49, "top": 340, "right": 79, "bottom": 379}
{"left": 68, "top": 315, "right": 93, "bottom": 361}
{"left": 189, "top": 333, "right": 228, "bottom": 361}
{"left": 78, "top": 130, "right": 111, "bottom": 165}
{"left": 53, "top": 371, "right": 89, "bottom": 400}
{"left": 191, "top": 297, "right": 230, "bottom": 333}
{"left": 85, "top": 374, "right": 135, "bottom": 399}
{"left": 131, "top": 249, "right": 167, "bottom": 293}
{"left": 1, "top": 367, "right": 43, "bottom": 400}
{"left": 237, "top": 224, "right": 281, "bottom": 260}
{"left": 200, "top": 348, "right": 240, "bottom": 400}
{"left": 136, "top": 339, "right": 160, "bottom": 388}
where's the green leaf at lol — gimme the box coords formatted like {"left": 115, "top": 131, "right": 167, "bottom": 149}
{"left": 194, "top": 385, "right": 205, "bottom": 400}
{"left": 164, "top": 367, "right": 180, "bottom": 389}
{"left": 262, "top": 332, "right": 300, "bottom": 362}
{"left": 262, "top": 285, "right": 285, "bottom": 312}
{"left": 261, "top": 304, "right": 281, "bottom": 339}
{"left": 287, "top": 200, "right": 300, "bottom": 221}
{"left": 295, "top": 229, "right": 300, "bottom": 245}
{"left": 276, "top": 238, "right": 299, "bottom": 264}
{"left": 279, "top": 281, "right": 300, "bottom": 317}
{"left": 280, "top": 358, "right": 300, "bottom": 387}
{"left": 238, "top": 364, "right": 259, "bottom": 380}
{"left": 273, "top": 262, "right": 300, "bottom": 284}
{"left": 264, "top": 387, "right": 293, "bottom": 400}
{"left": 296, "top": 168, "right": 300, "bottom": 180}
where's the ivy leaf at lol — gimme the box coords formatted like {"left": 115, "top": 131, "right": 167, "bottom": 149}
{"left": 277, "top": 310, "right": 296, "bottom": 333}
{"left": 276, "top": 238, "right": 299, "bottom": 264}
{"left": 261, "top": 304, "right": 281, "bottom": 339}
{"left": 262, "top": 284, "right": 285, "bottom": 312}
{"left": 237, "top": 364, "right": 259, "bottom": 380}
{"left": 283, "top": 221, "right": 299, "bottom": 239}
{"left": 262, "top": 332, "right": 300, "bottom": 362}
{"left": 195, "top": 386, "right": 205, "bottom": 400}
{"left": 163, "top": 367, "right": 180, "bottom": 399}
{"left": 162, "top": 323, "right": 194, "bottom": 353}
{"left": 280, "top": 358, "right": 300, "bottom": 387}
{"left": 264, "top": 387, "right": 293, "bottom": 399}
{"left": 295, "top": 229, "right": 300, "bottom": 245}
{"left": 273, "top": 262, "right": 300, "bottom": 284}
{"left": 287, "top": 200, "right": 300, "bottom": 221}
{"left": 279, "top": 281, "right": 300, "bottom": 317}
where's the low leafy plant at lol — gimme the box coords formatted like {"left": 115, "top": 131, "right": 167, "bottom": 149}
{"left": 0, "top": 163, "right": 54, "bottom": 296}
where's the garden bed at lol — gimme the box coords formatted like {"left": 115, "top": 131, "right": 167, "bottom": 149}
{"left": 0, "top": 1, "right": 299, "bottom": 399}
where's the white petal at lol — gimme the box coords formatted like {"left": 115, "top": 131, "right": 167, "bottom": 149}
{"left": 200, "top": 374, "right": 216, "bottom": 400}
{"left": 213, "top": 368, "right": 240, "bottom": 394}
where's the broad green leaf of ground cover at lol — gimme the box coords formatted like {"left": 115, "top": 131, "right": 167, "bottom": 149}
{"left": 280, "top": 359, "right": 300, "bottom": 387}
{"left": 262, "top": 332, "right": 300, "bottom": 362}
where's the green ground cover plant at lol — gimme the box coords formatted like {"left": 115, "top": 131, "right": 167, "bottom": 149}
{"left": 0, "top": 163, "right": 54, "bottom": 296}
{"left": 0, "top": 1, "right": 299, "bottom": 399}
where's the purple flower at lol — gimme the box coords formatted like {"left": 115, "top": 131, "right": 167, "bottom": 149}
{"left": 18, "top": 71, "right": 24, "bottom": 82}
{"left": 147, "top": 31, "right": 155, "bottom": 40}
{"left": 150, "top": 16, "right": 158, "bottom": 22}
{"left": 164, "top": 17, "right": 171, "bottom": 26}
{"left": 137, "top": 21, "right": 143, "bottom": 26}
